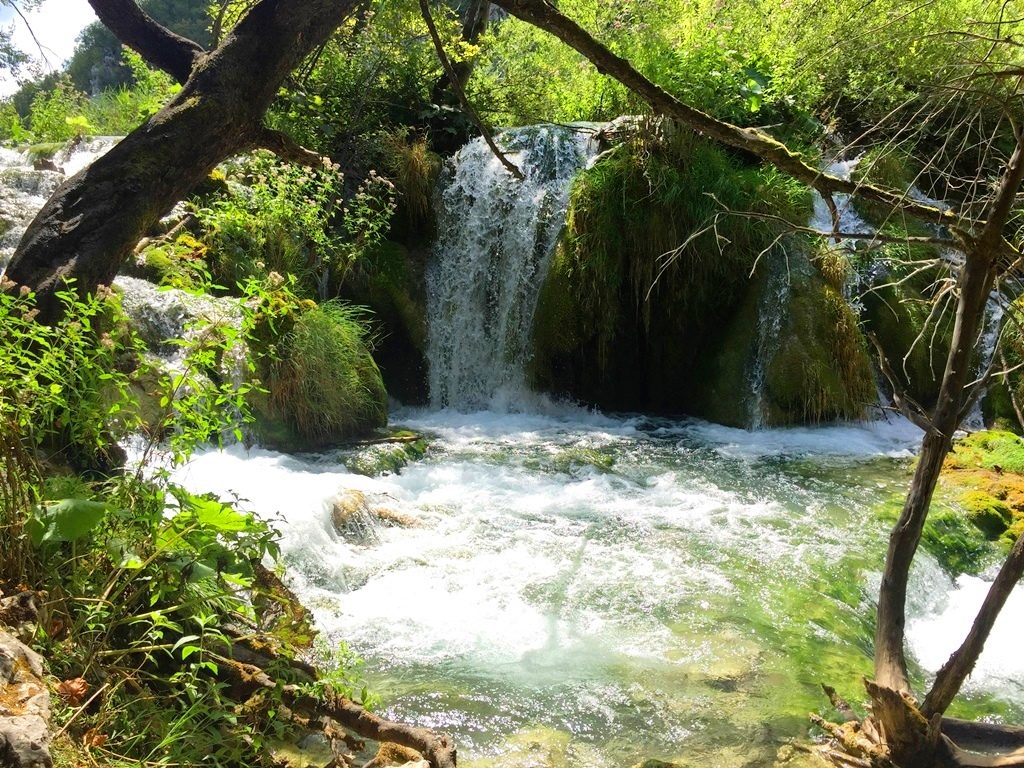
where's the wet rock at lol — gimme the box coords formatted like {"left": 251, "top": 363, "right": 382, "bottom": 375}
{"left": 0, "top": 631, "right": 52, "bottom": 768}
{"left": 330, "top": 490, "right": 378, "bottom": 544}
{"left": 630, "top": 761, "right": 682, "bottom": 768}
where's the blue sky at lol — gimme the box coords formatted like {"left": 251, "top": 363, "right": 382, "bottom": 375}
{"left": 1, "top": 0, "right": 98, "bottom": 95}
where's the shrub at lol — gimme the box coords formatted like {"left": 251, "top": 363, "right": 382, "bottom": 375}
{"left": 265, "top": 301, "right": 387, "bottom": 444}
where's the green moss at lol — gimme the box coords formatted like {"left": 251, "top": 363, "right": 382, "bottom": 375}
{"left": 763, "top": 264, "right": 875, "bottom": 424}
{"left": 958, "top": 490, "right": 1012, "bottom": 538}
{"left": 861, "top": 253, "right": 952, "bottom": 408}
{"left": 947, "top": 430, "right": 1024, "bottom": 474}
{"left": 920, "top": 508, "right": 996, "bottom": 575}
{"left": 531, "top": 129, "right": 813, "bottom": 416}
{"left": 26, "top": 141, "right": 64, "bottom": 161}
{"left": 344, "top": 438, "right": 428, "bottom": 476}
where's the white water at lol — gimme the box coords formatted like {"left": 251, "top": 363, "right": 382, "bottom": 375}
{"left": 426, "top": 126, "right": 599, "bottom": 411}
{"left": 166, "top": 408, "right": 1024, "bottom": 764}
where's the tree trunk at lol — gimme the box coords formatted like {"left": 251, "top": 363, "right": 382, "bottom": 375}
{"left": 3, "top": 0, "right": 356, "bottom": 323}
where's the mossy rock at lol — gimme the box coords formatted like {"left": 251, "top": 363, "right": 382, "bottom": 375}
{"left": 920, "top": 508, "right": 996, "bottom": 575}
{"left": 343, "top": 438, "right": 428, "bottom": 476}
{"left": 531, "top": 130, "right": 822, "bottom": 423}
{"left": 340, "top": 240, "right": 429, "bottom": 405}
{"left": 958, "top": 490, "right": 1012, "bottom": 538}
{"left": 947, "top": 430, "right": 1024, "bottom": 474}
{"left": 860, "top": 255, "right": 952, "bottom": 409}
{"left": 760, "top": 252, "right": 875, "bottom": 425}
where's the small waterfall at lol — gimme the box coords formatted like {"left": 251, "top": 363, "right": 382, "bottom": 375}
{"left": 748, "top": 247, "right": 792, "bottom": 429}
{"left": 0, "top": 137, "right": 121, "bottom": 274}
{"left": 426, "top": 125, "right": 598, "bottom": 410}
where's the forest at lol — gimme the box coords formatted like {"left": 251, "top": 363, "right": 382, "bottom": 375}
{"left": 0, "top": 0, "right": 1023, "bottom": 767}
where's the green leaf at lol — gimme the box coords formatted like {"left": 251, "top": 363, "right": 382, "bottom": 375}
{"left": 28, "top": 498, "right": 107, "bottom": 546}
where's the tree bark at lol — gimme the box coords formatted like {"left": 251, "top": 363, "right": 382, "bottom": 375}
{"left": 3, "top": 0, "right": 356, "bottom": 323}
{"left": 87, "top": 0, "right": 206, "bottom": 84}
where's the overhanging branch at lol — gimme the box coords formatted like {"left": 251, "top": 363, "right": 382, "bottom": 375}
{"left": 88, "top": 0, "right": 205, "bottom": 84}
{"left": 253, "top": 127, "right": 334, "bottom": 169}
{"left": 490, "top": 0, "right": 977, "bottom": 232}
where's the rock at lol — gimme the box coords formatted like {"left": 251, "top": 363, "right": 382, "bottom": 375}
{"left": 0, "top": 631, "right": 52, "bottom": 768}
{"left": 330, "top": 490, "right": 422, "bottom": 541}
{"left": 373, "top": 507, "right": 422, "bottom": 528}
{"left": 0, "top": 592, "right": 40, "bottom": 642}
{"left": 363, "top": 742, "right": 424, "bottom": 767}
{"left": 330, "top": 490, "right": 378, "bottom": 544}
{"left": 630, "top": 761, "right": 682, "bottom": 768}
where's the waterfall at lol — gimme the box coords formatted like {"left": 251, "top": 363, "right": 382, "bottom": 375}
{"left": 0, "top": 137, "right": 121, "bottom": 275}
{"left": 425, "top": 125, "right": 598, "bottom": 411}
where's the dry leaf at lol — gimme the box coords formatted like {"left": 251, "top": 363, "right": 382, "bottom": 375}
{"left": 57, "top": 677, "right": 89, "bottom": 706}
{"left": 82, "top": 728, "right": 107, "bottom": 748}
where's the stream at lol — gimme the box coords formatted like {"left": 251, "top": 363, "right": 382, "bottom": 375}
{"left": 4, "top": 132, "right": 1024, "bottom": 767}
{"left": 171, "top": 408, "right": 1024, "bottom": 766}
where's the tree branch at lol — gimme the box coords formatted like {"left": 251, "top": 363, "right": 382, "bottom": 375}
{"left": 87, "top": 0, "right": 205, "bottom": 84}
{"left": 867, "top": 332, "right": 933, "bottom": 431}
{"left": 490, "top": 0, "right": 974, "bottom": 231}
{"left": 253, "top": 127, "right": 334, "bottom": 169}
{"left": 419, "top": 0, "right": 524, "bottom": 180}
{"left": 922, "top": 531, "right": 1024, "bottom": 719}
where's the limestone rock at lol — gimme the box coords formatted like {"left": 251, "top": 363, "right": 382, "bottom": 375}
{"left": 330, "top": 490, "right": 377, "bottom": 543}
{"left": 363, "top": 741, "right": 424, "bottom": 767}
{"left": 0, "top": 631, "right": 52, "bottom": 768}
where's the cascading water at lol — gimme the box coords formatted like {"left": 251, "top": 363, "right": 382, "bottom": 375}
{"left": 0, "top": 137, "right": 121, "bottom": 274}
{"left": 426, "top": 125, "right": 598, "bottom": 410}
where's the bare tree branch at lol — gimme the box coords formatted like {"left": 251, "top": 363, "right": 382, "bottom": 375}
{"left": 418, "top": 0, "right": 524, "bottom": 180}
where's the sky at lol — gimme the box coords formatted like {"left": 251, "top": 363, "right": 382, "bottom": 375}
{"left": 0, "top": 0, "right": 98, "bottom": 96}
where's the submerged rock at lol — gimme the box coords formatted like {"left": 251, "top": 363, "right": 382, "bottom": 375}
{"left": 0, "top": 631, "right": 52, "bottom": 768}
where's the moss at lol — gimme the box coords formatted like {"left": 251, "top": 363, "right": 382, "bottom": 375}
{"left": 920, "top": 508, "right": 996, "bottom": 576}
{"left": 763, "top": 264, "right": 875, "bottom": 424}
{"left": 947, "top": 430, "right": 1024, "bottom": 474}
{"left": 958, "top": 490, "right": 1012, "bottom": 538}
{"left": 341, "top": 239, "right": 428, "bottom": 404}
{"left": 531, "top": 129, "right": 814, "bottom": 417}
{"left": 343, "top": 438, "right": 428, "bottom": 476}
{"left": 26, "top": 141, "right": 63, "bottom": 162}
{"left": 861, "top": 251, "right": 952, "bottom": 408}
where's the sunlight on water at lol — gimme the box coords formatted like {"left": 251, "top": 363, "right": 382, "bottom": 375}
{"left": 167, "top": 410, "right": 1024, "bottom": 766}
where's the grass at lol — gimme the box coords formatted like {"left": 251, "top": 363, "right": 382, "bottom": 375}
{"left": 265, "top": 302, "right": 387, "bottom": 445}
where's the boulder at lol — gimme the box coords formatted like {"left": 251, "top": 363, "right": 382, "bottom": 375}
{"left": 0, "top": 631, "right": 51, "bottom": 768}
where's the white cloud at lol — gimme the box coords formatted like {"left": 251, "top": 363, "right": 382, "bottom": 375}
{"left": 1, "top": 0, "right": 98, "bottom": 96}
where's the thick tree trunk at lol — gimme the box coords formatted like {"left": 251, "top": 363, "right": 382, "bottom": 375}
{"left": 3, "top": 0, "right": 356, "bottom": 322}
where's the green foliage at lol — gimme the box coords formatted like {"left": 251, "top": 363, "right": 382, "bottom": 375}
{"left": 0, "top": 276, "right": 372, "bottom": 765}
{"left": 0, "top": 279, "right": 140, "bottom": 466}
{"left": 25, "top": 77, "right": 88, "bottom": 142}
{"left": 246, "top": 276, "right": 387, "bottom": 447}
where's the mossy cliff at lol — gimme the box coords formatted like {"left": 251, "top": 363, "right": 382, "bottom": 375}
{"left": 530, "top": 127, "right": 874, "bottom": 426}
